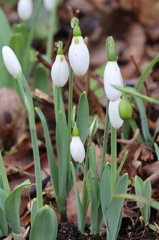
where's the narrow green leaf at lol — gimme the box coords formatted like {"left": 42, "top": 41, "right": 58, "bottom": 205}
{"left": 129, "top": 119, "right": 144, "bottom": 142}
{"left": 70, "top": 162, "right": 85, "bottom": 232}
{"left": 56, "top": 112, "right": 68, "bottom": 212}
{"left": 31, "top": 198, "right": 38, "bottom": 227}
{"left": 0, "top": 8, "right": 12, "bottom": 47}
{"left": 53, "top": 84, "right": 66, "bottom": 120}
{"left": 134, "top": 95, "right": 151, "bottom": 145}
{"left": 143, "top": 179, "right": 151, "bottom": 223}
{"left": 9, "top": 33, "right": 24, "bottom": 64}
{"left": 4, "top": 179, "right": 31, "bottom": 234}
{"left": 154, "top": 143, "right": 159, "bottom": 161}
{"left": 0, "top": 208, "right": 9, "bottom": 237}
{"left": 30, "top": 205, "right": 57, "bottom": 240}
{"left": 35, "top": 107, "right": 58, "bottom": 198}
{"left": 33, "top": 64, "right": 49, "bottom": 93}
{"left": 106, "top": 173, "right": 128, "bottom": 240}
{"left": 135, "top": 55, "right": 159, "bottom": 92}
{"left": 100, "top": 163, "right": 111, "bottom": 216}
{"left": 77, "top": 91, "right": 89, "bottom": 143}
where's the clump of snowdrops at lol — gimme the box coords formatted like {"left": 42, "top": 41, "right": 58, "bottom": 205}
{"left": 1, "top": 1, "right": 159, "bottom": 240}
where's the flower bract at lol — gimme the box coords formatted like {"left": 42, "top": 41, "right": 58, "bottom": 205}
{"left": 70, "top": 136, "right": 85, "bottom": 163}
{"left": 2, "top": 46, "right": 22, "bottom": 79}
{"left": 104, "top": 61, "right": 123, "bottom": 101}
{"left": 68, "top": 36, "right": 90, "bottom": 76}
{"left": 108, "top": 98, "right": 123, "bottom": 129}
{"left": 17, "top": 0, "right": 33, "bottom": 20}
{"left": 51, "top": 55, "right": 69, "bottom": 87}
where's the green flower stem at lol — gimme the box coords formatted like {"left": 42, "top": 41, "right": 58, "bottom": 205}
{"left": 101, "top": 101, "right": 110, "bottom": 176}
{"left": 67, "top": 68, "right": 74, "bottom": 167}
{"left": 53, "top": 84, "right": 61, "bottom": 120}
{"left": 16, "top": 73, "right": 43, "bottom": 210}
{"left": 23, "top": 0, "right": 43, "bottom": 77}
{"left": 0, "top": 152, "right": 10, "bottom": 196}
{"left": 112, "top": 85, "right": 159, "bottom": 105}
{"left": 46, "top": 1, "right": 58, "bottom": 60}
{"left": 111, "top": 126, "right": 117, "bottom": 194}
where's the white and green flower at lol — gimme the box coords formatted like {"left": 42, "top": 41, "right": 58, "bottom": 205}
{"left": 108, "top": 98, "right": 123, "bottom": 129}
{"left": 2, "top": 46, "right": 22, "bottom": 79}
{"left": 17, "top": 0, "right": 33, "bottom": 20}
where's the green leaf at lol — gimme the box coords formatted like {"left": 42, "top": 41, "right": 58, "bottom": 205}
{"left": 33, "top": 64, "right": 49, "bottom": 93}
{"left": 30, "top": 205, "right": 57, "bottom": 240}
{"left": 106, "top": 173, "right": 128, "bottom": 240}
{"left": 0, "top": 8, "right": 12, "bottom": 47}
{"left": 56, "top": 112, "right": 68, "bottom": 212}
{"left": 114, "top": 193, "right": 159, "bottom": 210}
{"left": 35, "top": 107, "right": 58, "bottom": 198}
{"left": 90, "top": 79, "right": 98, "bottom": 91}
{"left": 154, "top": 143, "right": 159, "bottom": 161}
{"left": 9, "top": 33, "right": 24, "bottom": 64}
{"left": 53, "top": 84, "right": 66, "bottom": 120}
{"left": 77, "top": 91, "right": 89, "bottom": 144}
{"left": 4, "top": 179, "right": 31, "bottom": 234}
{"left": 94, "top": 88, "right": 105, "bottom": 99}
{"left": 0, "top": 208, "right": 9, "bottom": 237}
{"left": 142, "top": 179, "right": 151, "bottom": 223}
{"left": 100, "top": 163, "right": 111, "bottom": 216}
{"left": 31, "top": 198, "right": 38, "bottom": 227}
{"left": 135, "top": 55, "right": 159, "bottom": 92}
{"left": 70, "top": 162, "right": 85, "bottom": 232}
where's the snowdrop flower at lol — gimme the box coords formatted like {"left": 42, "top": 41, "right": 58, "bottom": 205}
{"left": 17, "top": 0, "right": 33, "bottom": 20}
{"left": 51, "top": 41, "right": 69, "bottom": 87}
{"left": 70, "top": 123, "right": 85, "bottom": 163}
{"left": 2, "top": 46, "right": 22, "bottom": 79}
{"left": 43, "top": 0, "right": 55, "bottom": 11}
{"left": 68, "top": 17, "right": 90, "bottom": 76}
{"left": 104, "top": 36, "right": 123, "bottom": 102}
{"left": 108, "top": 98, "right": 123, "bottom": 129}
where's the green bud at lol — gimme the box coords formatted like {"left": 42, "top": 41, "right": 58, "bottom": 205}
{"left": 119, "top": 95, "right": 133, "bottom": 120}
{"left": 106, "top": 36, "right": 118, "bottom": 61}
{"left": 72, "top": 123, "right": 79, "bottom": 136}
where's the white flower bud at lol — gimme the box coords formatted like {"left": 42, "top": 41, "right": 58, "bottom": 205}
{"left": 108, "top": 98, "right": 123, "bottom": 129}
{"left": 70, "top": 136, "right": 85, "bottom": 163}
{"left": 68, "top": 36, "right": 90, "bottom": 76}
{"left": 17, "top": 0, "right": 33, "bottom": 20}
{"left": 43, "top": 0, "right": 54, "bottom": 11}
{"left": 51, "top": 55, "right": 69, "bottom": 87}
{"left": 2, "top": 46, "right": 22, "bottom": 79}
{"left": 104, "top": 61, "right": 123, "bottom": 102}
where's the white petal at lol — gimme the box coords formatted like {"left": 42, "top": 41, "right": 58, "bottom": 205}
{"left": 43, "top": 0, "right": 55, "bottom": 11}
{"left": 51, "top": 55, "right": 69, "bottom": 87}
{"left": 104, "top": 61, "right": 123, "bottom": 101}
{"left": 108, "top": 98, "right": 123, "bottom": 129}
{"left": 2, "top": 46, "right": 22, "bottom": 79}
{"left": 70, "top": 136, "right": 85, "bottom": 163}
{"left": 17, "top": 0, "right": 33, "bottom": 20}
{"left": 68, "top": 36, "right": 90, "bottom": 76}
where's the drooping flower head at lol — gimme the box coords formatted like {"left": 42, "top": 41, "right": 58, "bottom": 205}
{"left": 108, "top": 98, "right": 123, "bottom": 129}
{"left": 68, "top": 17, "right": 90, "bottom": 76}
{"left": 70, "top": 123, "right": 85, "bottom": 163}
{"left": 17, "top": 0, "right": 33, "bottom": 21}
{"left": 43, "top": 0, "right": 55, "bottom": 11}
{"left": 104, "top": 36, "right": 123, "bottom": 102}
{"left": 2, "top": 46, "right": 22, "bottom": 79}
{"left": 51, "top": 41, "right": 69, "bottom": 87}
